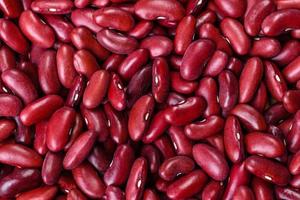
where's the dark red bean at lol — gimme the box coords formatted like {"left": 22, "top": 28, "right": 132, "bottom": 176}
{"left": 16, "top": 186, "right": 58, "bottom": 200}
{"left": 88, "top": 146, "right": 110, "bottom": 173}
{"left": 152, "top": 57, "right": 170, "bottom": 103}
{"left": 34, "top": 120, "right": 48, "bottom": 155}
{"left": 141, "top": 145, "right": 161, "bottom": 174}
{"left": 42, "top": 151, "right": 64, "bottom": 185}
{"left": 250, "top": 38, "right": 281, "bottom": 58}
{"left": 105, "top": 186, "right": 125, "bottom": 200}
{"left": 202, "top": 180, "right": 224, "bottom": 200}
{"left": 0, "top": 45, "right": 16, "bottom": 72}
{"left": 232, "top": 186, "right": 255, "bottom": 200}
{"left": 0, "top": 94, "right": 23, "bottom": 117}
{"left": 168, "top": 126, "right": 193, "bottom": 156}
{"left": 140, "top": 36, "right": 173, "bottom": 58}
{"left": 73, "top": 50, "right": 100, "bottom": 78}
{"left": 71, "top": 8, "right": 102, "bottom": 33}
{"left": 66, "top": 76, "right": 86, "bottom": 107}
{"left": 0, "top": 0, "right": 22, "bottom": 18}
{"left": 252, "top": 177, "right": 274, "bottom": 200}
{"left": 273, "top": 40, "right": 300, "bottom": 66}
{"left": 31, "top": 0, "right": 73, "bottom": 14}
{"left": 154, "top": 135, "right": 176, "bottom": 159}
{"left": 0, "top": 119, "right": 15, "bottom": 141}
{"left": 204, "top": 50, "right": 229, "bottom": 77}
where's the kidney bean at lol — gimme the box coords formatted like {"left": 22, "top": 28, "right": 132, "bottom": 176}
{"left": 244, "top": 0, "right": 275, "bottom": 36}
{"left": 58, "top": 174, "right": 77, "bottom": 193}
{"left": 245, "top": 132, "right": 285, "bottom": 158}
{"left": 152, "top": 57, "right": 170, "bottom": 103}
{"left": 166, "top": 170, "right": 207, "bottom": 199}
{"left": 31, "top": 0, "right": 73, "bottom": 14}
{"left": 0, "top": 94, "right": 23, "bottom": 117}
{"left": 185, "top": 115, "right": 224, "bottom": 140}
{"left": 97, "top": 29, "right": 138, "bottom": 54}
{"left": 140, "top": 145, "right": 160, "bottom": 174}
{"left": 287, "top": 111, "right": 300, "bottom": 153}
{"left": 0, "top": 19, "right": 29, "bottom": 54}
{"left": 14, "top": 116, "right": 31, "bottom": 145}
{"left": 232, "top": 186, "right": 255, "bottom": 200}
{"left": 245, "top": 155, "right": 290, "bottom": 185}
{"left": 180, "top": 39, "right": 215, "bottom": 81}
{"left": 104, "top": 144, "right": 135, "bottom": 186}
{"left": 20, "top": 95, "right": 63, "bottom": 126}
{"left": 81, "top": 107, "right": 109, "bottom": 142}
{"left": 73, "top": 50, "right": 100, "bottom": 78}
{"left": 214, "top": 0, "right": 246, "bottom": 18}
{"left": 0, "top": 119, "right": 15, "bottom": 141}
{"left": 103, "top": 54, "right": 125, "bottom": 72}
{"left": 265, "top": 103, "right": 290, "bottom": 125}
{"left": 290, "top": 175, "right": 300, "bottom": 188}
{"left": 204, "top": 50, "right": 228, "bottom": 77}
{"left": 0, "top": 143, "right": 42, "bottom": 167}
{"left": 198, "top": 23, "right": 232, "bottom": 55}
{"left": 17, "top": 60, "right": 39, "bottom": 87}
{"left": 41, "top": 151, "right": 63, "bottom": 185}
{"left": 71, "top": 9, "right": 102, "bottom": 33}
{"left": 283, "top": 56, "right": 300, "bottom": 83}
{"left": 129, "top": 20, "right": 153, "bottom": 39}
{"left": 0, "top": 168, "right": 41, "bottom": 198}
{"left": 34, "top": 121, "right": 48, "bottom": 155}
{"left": 170, "top": 72, "right": 198, "bottom": 94}
{"left": 289, "top": 151, "right": 300, "bottom": 175}
{"left": 201, "top": 181, "right": 224, "bottom": 200}
{"left": 16, "top": 186, "right": 57, "bottom": 200}
{"left": 2, "top": 69, "right": 38, "bottom": 104}
{"left": 250, "top": 82, "right": 268, "bottom": 112}
{"left": 19, "top": 10, "right": 55, "bottom": 48}
{"left": 70, "top": 27, "right": 109, "bottom": 60}
{"left": 159, "top": 156, "right": 194, "bottom": 181}
{"left": 87, "top": 146, "right": 110, "bottom": 173}
{"left": 140, "top": 36, "right": 173, "bottom": 58}
{"left": 262, "top": 9, "right": 300, "bottom": 36}
{"left": 118, "top": 49, "right": 149, "bottom": 81}
{"left": 167, "top": 126, "right": 192, "bottom": 156}
{"left": 143, "top": 189, "right": 159, "bottom": 200}
{"left": 65, "top": 76, "right": 86, "bottom": 107}
{"left": 226, "top": 57, "right": 243, "bottom": 76}
{"left": 134, "top": 0, "right": 185, "bottom": 22}
{"left": 218, "top": 70, "right": 239, "bottom": 115}
{"left": 174, "top": 15, "right": 195, "bottom": 55}
{"left": 107, "top": 73, "right": 126, "bottom": 111}
{"left": 283, "top": 90, "right": 300, "bottom": 113}
{"left": 72, "top": 162, "right": 106, "bottom": 198}
{"left": 154, "top": 135, "right": 176, "bottom": 159}
{"left": 250, "top": 38, "right": 281, "bottom": 58}
{"left": 272, "top": 40, "right": 300, "bottom": 66}
{"left": 0, "top": 0, "right": 22, "bottom": 18}
{"left": 0, "top": 45, "right": 16, "bottom": 72}
{"left": 47, "top": 106, "right": 76, "bottom": 152}
{"left": 251, "top": 177, "right": 274, "bottom": 200}
{"left": 67, "top": 189, "right": 87, "bottom": 200}
{"left": 275, "top": 186, "right": 300, "bottom": 200}
{"left": 223, "top": 162, "right": 251, "bottom": 200}
{"left": 105, "top": 186, "right": 125, "bottom": 200}
{"left": 193, "top": 143, "right": 229, "bottom": 181}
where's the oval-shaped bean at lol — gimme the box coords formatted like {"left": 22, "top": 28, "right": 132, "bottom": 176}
{"left": 289, "top": 151, "right": 300, "bottom": 175}
{"left": 220, "top": 18, "right": 251, "bottom": 55}
{"left": 42, "top": 151, "right": 64, "bottom": 185}
{"left": 34, "top": 120, "right": 48, "bottom": 155}
{"left": 71, "top": 8, "right": 102, "bottom": 33}
{"left": 250, "top": 82, "right": 268, "bottom": 112}
{"left": 129, "top": 20, "right": 153, "bottom": 39}
{"left": 103, "top": 54, "right": 125, "bottom": 72}
{"left": 283, "top": 56, "right": 300, "bottom": 83}
{"left": 170, "top": 72, "right": 198, "bottom": 94}
{"left": 73, "top": 50, "right": 99, "bottom": 78}
{"left": 140, "top": 36, "right": 173, "bottom": 58}
{"left": 0, "top": 94, "right": 23, "bottom": 117}
{"left": 1, "top": 69, "right": 38, "bottom": 104}
{"left": 152, "top": 57, "right": 169, "bottom": 103}
{"left": 214, "top": 0, "right": 246, "bottom": 18}
{"left": 0, "top": 143, "right": 42, "bottom": 167}
{"left": 31, "top": 0, "right": 74, "bottom": 14}
{"left": 0, "top": 119, "right": 15, "bottom": 141}
{"left": 168, "top": 126, "right": 193, "bottom": 156}
{"left": 245, "top": 155, "right": 290, "bottom": 185}
{"left": 125, "top": 157, "right": 148, "bottom": 200}
{"left": 0, "top": 45, "right": 16, "bottom": 72}
{"left": 193, "top": 143, "right": 229, "bottom": 181}
{"left": 107, "top": 73, "right": 126, "bottom": 111}
{"left": 20, "top": 95, "right": 63, "bottom": 126}
{"left": 239, "top": 57, "right": 264, "bottom": 103}
{"left": 134, "top": 0, "right": 185, "bottom": 22}
{"left": 19, "top": 10, "right": 55, "bottom": 48}
{"left": 63, "top": 130, "right": 97, "bottom": 170}
{"left": 97, "top": 29, "right": 138, "bottom": 54}
{"left": 47, "top": 106, "right": 76, "bottom": 152}
{"left": 283, "top": 90, "right": 300, "bottom": 113}
{"left": 232, "top": 186, "right": 255, "bottom": 200}
{"left": 180, "top": 39, "right": 215, "bottom": 81}
{"left": 204, "top": 50, "right": 228, "bottom": 77}
{"left": 72, "top": 162, "right": 106, "bottom": 198}
{"left": 104, "top": 144, "right": 135, "bottom": 186}
{"left": 262, "top": 9, "right": 300, "bottom": 36}
{"left": 105, "top": 186, "right": 125, "bottom": 200}
{"left": 164, "top": 96, "right": 206, "bottom": 126}
{"left": 94, "top": 7, "right": 134, "bottom": 32}
{"left": 166, "top": 170, "right": 208, "bottom": 199}
{"left": 0, "top": 0, "right": 22, "bottom": 18}
{"left": 185, "top": 115, "right": 224, "bottom": 140}
{"left": 250, "top": 38, "right": 281, "bottom": 58}
{"left": 288, "top": 111, "right": 300, "bottom": 153}
{"left": 273, "top": 40, "right": 300, "bottom": 66}
{"left": 16, "top": 186, "right": 58, "bottom": 200}
{"left": 252, "top": 177, "right": 274, "bottom": 200}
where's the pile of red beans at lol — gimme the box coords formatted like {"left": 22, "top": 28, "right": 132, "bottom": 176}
{"left": 1, "top": 0, "right": 300, "bottom": 199}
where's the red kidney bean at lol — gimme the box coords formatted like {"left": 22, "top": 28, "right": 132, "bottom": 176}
{"left": 231, "top": 104, "right": 267, "bottom": 131}
{"left": 134, "top": 0, "right": 185, "bottom": 22}
{"left": 159, "top": 156, "right": 194, "bottom": 181}
{"left": 185, "top": 115, "right": 224, "bottom": 140}
{"left": 180, "top": 39, "right": 215, "bottom": 81}
{"left": 140, "top": 36, "right": 173, "bottom": 58}
{"left": 1, "top": 69, "right": 38, "bottom": 104}
{"left": 275, "top": 186, "right": 300, "bottom": 200}
{"left": 245, "top": 155, "right": 290, "bottom": 185}
{"left": 204, "top": 50, "right": 228, "bottom": 77}
{"left": 34, "top": 120, "right": 48, "bottom": 155}
{"left": 93, "top": 7, "right": 134, "bottom": 32}
{"left": 141, "top": 144, "right": 161, "bottom": 174}
{"left": 105, "top": 186, "right": 125, "bottom": 200}
{"left": 221, "top": 18, "right": 251, "bottom": 55}
{"left": 104, "top": 144, "right": 135, "bottom": 186}
{"left": 67, "top": 189, "right": 87, "bottom": 200}
{"left": 0, "top": 94, "right": 23, "bottom": 117}
{"left": 103, "top": 54, "right": 125, "bottom": 72}
{"left": 232, "top": 186, "right": 255, "bottom": 200}
{"left": 206, "top": 134, "right": 226, "bottom": 156}
{"left": 166, "top": 92, "right": 186, "bottom": 106}
{"left": 17, "top": 60, "right": 39, "bottom": 87}
{"left": 13, "top": 115, "right": 31, "bottom": 145}
{"left": 218, "top": 70, "right": 239, "bottom": 115}
{"left": 19, "top": 10, "right": 55, "bottom": 48}
{"left": 73, "top": 49, "right": 100, "bottom": 78}
{"left": 16, "top": 186, "right": 57, "bottom": 200}
{"left": 42, "top": 151, "right": 63, "bottom": 185}
{"left": 214, "top": 0, "right": 246, "bottom": 18}
{"left": 43, "top": 15, "right": 74, "bottom": 43}
{"left": 81, "top": 106, "right": 109, "bottom": 142}
{"left": 201, "top": 181, "right": 224, "bottom": 200}
{"left": 226, "top": 57, "right": 243, "bottom": 76}
{"left": 0, "top": 143, "right": 42, "bottom": 168}
{"left": 164, "top": 96, "right": 206, "bottom": 126}
{"left": 245, "top": 132, "right": 285, "bottom": 158}
{"left": 224, "top": 116, "right": 245, "bottom": 163}
{"left": 152, "top": 57, "right": 170, "bottom": 103}
{"left": 250, "top": 38, "right": 281, "bottom": 58}
{"left": 275, "top": 0, "right": 300, "bottom": 9}
{"left": 97, "top": 29, "right": 138, "bottom": 54}
{"left": 283, "top": 90, "right": 300, "bottom": 113}
{"left": 125, "top": 157, "right": 148, "bottom": 200}
{"left": 0, "top": 0, "right": 22, "bottom": 18}
{"left": 31, "top": 0, "right": 73, "bottom": 14}
{"left": 170, "top": 72, "right": 198, "bottom": 94}
{"left": 0, "top": 168, "right": 41, "bottom": 198}
{"left": 193, "top": 143, "right": 229, "bottom": 181}
{"left": 72, "top": 162, "right": 106, "bottom": 198}
{"left": 196, "top": 10, "right": 217, "bottom": 28}
{"left": 262, "top": 9, "right": 300, "bottom": 36}
{"left": 0, "top": 119, "right": 15, "bottom": 141}
{"left": 252, "top": 177, "right": 274, "bottom": 200}
{"left": 143, "top": 189, "right": 159, "bottom": 200}
{"left": 167, "top": 126, "right": 193, "bottom": 156}
{"left": 107, "top": 73, "right": 126, "bottom": 111}
{"left": 291, "top": 174, "right": 300, "bottom": 188}
{"left": 272, "top": 40, "right": 300, "bottom": 66}
{"left": 265, "top": 103, "right": 290, "bottom": 125}
{"left": 47, "top": 106, "right": 76, "bottom": 152}
{"left": 289, "top": 151, "right": 300, "bottom": 175}
{"left": 0, "top": 19, "right": 29, "bottom": 54}
{"left": 244, "top": 0, "right": 275, "bottom": 36}
{"left": 88, "top": 146, "right": 110, "bottom": 173}
{"left": 166, "top": 170, "right": 208, "bottom": 199}
{"left": 71, "top": 9, "right": 102, "bottom": 33}
{"left": 251, "top": 82, "right": 268, "bottom": 112}
{"left": 65, "top": 76, "right": 86, "bottom": 107}
{"left": 20, "top": 95, "right": 63, "bottom": 126}
{"left": 118, "top": 49, "right": 149, "bottom": 81}
{"left": 283, "top": 56, "right": 300, "bottom": 83}
{"left": 58, "top": 174, "right": 77, "bottom": 193}
{"left": 129, "top": 20, "right": 153, "bottom": 39}
{"left": 0, "top": 45, "right": 16, "bottom": 72}
{"left": 154, "top": 135, "right": 176, "bottom": 159}
{"left": 70, "top": 27, "right": 109, "bottom": 60}
{"left": 91, "top": 0, "right": 110, "bottom": 7}
{"left": 174, "top": 15, "right": 195, "bottom": 55}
